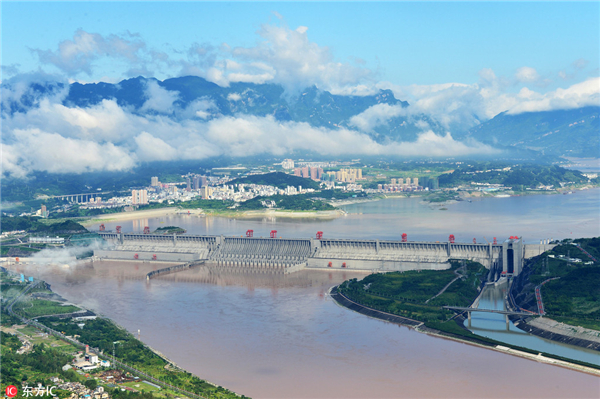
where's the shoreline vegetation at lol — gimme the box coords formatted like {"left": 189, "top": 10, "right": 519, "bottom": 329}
{"left": 0, "top": 269, "right": 247, "bottom": 399}
{"left": 333, "top": 250, "right": 600, "bottom": 374}
{"left": 66, "top": 185, "right": 598, "bottom": 227}
{"left": 330, "top": 286, "right": 600, "bottom": 377}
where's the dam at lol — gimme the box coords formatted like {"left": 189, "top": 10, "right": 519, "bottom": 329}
{"left": 94, "top": 232, "right": 554, "bottom": 276}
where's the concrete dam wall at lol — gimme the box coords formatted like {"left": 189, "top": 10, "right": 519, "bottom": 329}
{"left": 307, "top": 238, "right": 501, "bottom": 272}
{"left": 94, "top": 232, "right": 532, "bottom": 275}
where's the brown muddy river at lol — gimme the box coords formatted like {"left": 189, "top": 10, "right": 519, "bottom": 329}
{"left": 10, "top": 261, "right": 600, "bottom": 399}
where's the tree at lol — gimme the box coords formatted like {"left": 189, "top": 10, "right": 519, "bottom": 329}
{"left": 84, "top": 379, "right": 98, "bottom": 390}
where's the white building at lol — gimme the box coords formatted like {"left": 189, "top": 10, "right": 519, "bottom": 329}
{"left": 282, "top": 159, "right": 295, "bottom": 169}
{"left": 132, "top": 189, "right": 148, "bottom": 205}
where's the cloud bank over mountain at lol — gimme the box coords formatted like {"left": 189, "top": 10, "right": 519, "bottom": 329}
{"left": 1, "top": 84, "right": 497, "bottom": 178}
{"left": 2, "top": 18, "right": 598, "bottom": 177}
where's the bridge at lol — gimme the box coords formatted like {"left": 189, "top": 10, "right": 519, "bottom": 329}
{"left": 42, "top": 191, "right": 121, "bottom": 203}
{"left": 94, "top": 231, "right": 553, "bottom": 277}
{"left": 443, "top": 306, "right": 538, "bottom": 328}
{"left": 443, "top": 306, "right": 538, "bottom": 317}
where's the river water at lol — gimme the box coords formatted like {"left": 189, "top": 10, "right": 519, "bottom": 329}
{"left": 467, "top": 283, "right": 600, "bottom": 365}
{"left": 12, "top": 190, "right": 600, "bottom": 398}
{"left": 92, "top": 189, "right": 600, "bottom": 243}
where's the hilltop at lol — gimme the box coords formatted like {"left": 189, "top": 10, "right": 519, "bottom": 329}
{"left": 229, "top": 172, "right": 320, "bottom": 190}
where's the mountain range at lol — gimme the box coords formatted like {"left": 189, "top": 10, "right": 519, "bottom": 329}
{"left": 2, "top": 76, "right": 598, "bottom": 157}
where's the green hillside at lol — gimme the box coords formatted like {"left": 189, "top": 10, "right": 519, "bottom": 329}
{"left": 229, "top": 172, "right": 320, "bottom": 190}
{"left": 461, "top": 106, "right": 600, "bottom": 157}
{"left": 438, "top": 163, "right": 588, "bottom": 189}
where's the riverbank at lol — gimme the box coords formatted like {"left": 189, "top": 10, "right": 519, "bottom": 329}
{"left": 76, "top": 185, "right": 600, "bottom": 226}
{"left": 514, "top": 317, "right": 600, "bottom": 351}
{"left": 330, "top": 285, "right": 600, "bottom": 376}
{"left": 81, "top": 206, "right": 345, "bottom": 226}
{"left": 226, "top": 208, "right": 344, "bottom": 219}
{"left": 81, "top": 207, "right": 183, "bottom": 226}
{"left": 2, "top": 269, "right": 244, "bottom": 399}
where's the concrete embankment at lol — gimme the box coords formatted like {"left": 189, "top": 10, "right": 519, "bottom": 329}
{"left": 331, "top": 285, "right": 600, "bottom": 375}
{"left": 508, "top": 262, "right": 600, "bottom": 353}
{"left": 330, "top": 287, "right": 423, "bottom": 328}
{"left": 513, "top": 318, "right": 600, "bottom": 352}
{"left": 146, "top": 261, "right": 205, "bottom": 280}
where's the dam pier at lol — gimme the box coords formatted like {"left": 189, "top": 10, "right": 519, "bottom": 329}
{"left": 95, "top": 231, "right": 554, "bottom": 276}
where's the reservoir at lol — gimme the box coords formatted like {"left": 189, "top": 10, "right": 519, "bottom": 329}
{"left": 16, "top": 190, "right": 600, "bottom": 398}
{"left": 92, "top": 188, "right": 600, "bottom": 243}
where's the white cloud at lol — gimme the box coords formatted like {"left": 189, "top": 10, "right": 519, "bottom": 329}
{"left": 6, "top": 99, "right": 135, "bottom": 143}
{"left": 134, "top": 131, "right": 178, "bottom": 161}
{"left": 375, "top": 70, "right": 600, "bottom": 131}
{"left": 1, "top": 92, "right": 496, "bottom": 177}
{"left": 507, "top": 76, "right": 600, "bottom": 114}
{"left": 177, "top": 21, "right": 371, "bottom": 93}
{"left": 515, "top": 66, "right": 540, "bottom": 83}
{"left": 140, "top": 80, "right": 179, "bottom": 113}
{"left": 349, "top": 103, "right": 406, "bottom": 131}
{"left": 3, "top": 128, "right": 136, "bottom": 178}
{"left": 33, "top": 29, "right": 145, "bottom": 76}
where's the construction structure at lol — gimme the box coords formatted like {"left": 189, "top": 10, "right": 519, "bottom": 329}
{"left": 94, "top": 231, "right": 551, "bottom": 277}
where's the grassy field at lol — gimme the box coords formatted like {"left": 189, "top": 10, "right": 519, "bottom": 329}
{"left": 14, "top": 299, "right": 81, "bottom": 318}
{"left": 120, "top": 381, "right": 162, "bottom": 392}
{"left": 339, "top": 260, "right": 487, "bottom": 326}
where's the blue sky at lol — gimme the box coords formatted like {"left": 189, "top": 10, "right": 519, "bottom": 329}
{"left": 3, "top": 1, "right": 599, "bottom": 88}
{"left": 2, "top": 2, "right": 599, "bottom": 177}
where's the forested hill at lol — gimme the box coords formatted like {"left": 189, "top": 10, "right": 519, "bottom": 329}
{"left": 1, "top": 217, "right": 87, "bottom": 234}
{"left": 438, "top": 164, "right": 588, "bottom": 189}
{"left": 229, "top": 172, "right": 320, "bottom": 190}
{"left": 459, "top": 106, "right": 600, "bottom": 157}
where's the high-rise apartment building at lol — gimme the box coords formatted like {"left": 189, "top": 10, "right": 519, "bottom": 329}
{"left": 151, "top": 176, "right": 159, "bottom": 186}
{"left": 334, "top": 168, "right": 363, "bottom": 183}
{"left": 201, "top": 186, "right": 214, "bottom": 199}
{"left": 413, "top": 177, "right": 419, "bottom": 186}
{"left": 132, "top": 189, "right": 148, "bottom": 205}
{"left": 282, "top": 159, "right": 295, "bottom": 169}
{"left": 309, "top": 167, "right": 323, "bottom": 181}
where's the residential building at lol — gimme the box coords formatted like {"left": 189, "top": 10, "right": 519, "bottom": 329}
{"left": 132, "top": 190, "right": 148, "bottom": 205}
{"left": 282, "top": 159, "right": 295, "bottom": 169}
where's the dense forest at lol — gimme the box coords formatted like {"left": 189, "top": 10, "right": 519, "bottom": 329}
{"left": 514, "top": 237, "right": 600, "bottom": 329}
{"left": 229, "top": 171, "right": 320, "bottom": 190}
{"left": 236, "top": 194, "right": 335, "bottom": 211}
{"left": 438, "top": 163, "right": 588, "bottom": 189}
{"left": 0, "top": 217, "right": 87, "bottom": 234}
